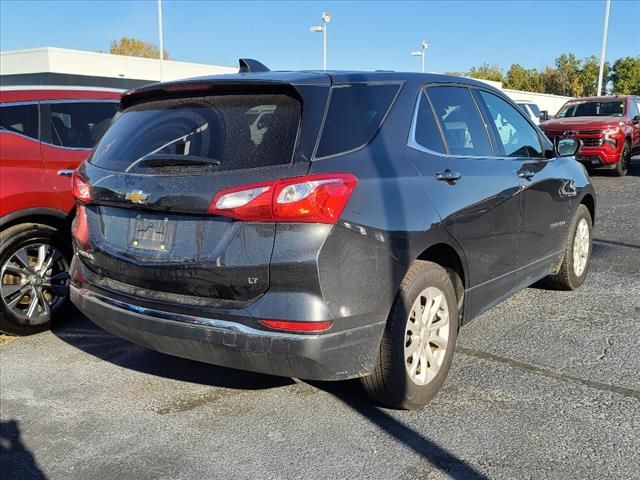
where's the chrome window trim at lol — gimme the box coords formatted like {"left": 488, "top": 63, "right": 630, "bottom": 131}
{"left": 0, "top": 129, "right": 41, "bottom": 144}
{"left": 407, "top": 82, "right": 549, "bottom": 161}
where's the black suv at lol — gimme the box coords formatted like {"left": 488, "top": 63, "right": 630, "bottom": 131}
{"left": 70, "top": 62, "right": 595, "bottom": 409}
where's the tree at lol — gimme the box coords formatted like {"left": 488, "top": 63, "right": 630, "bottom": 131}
{"left": 467, "top": 63, "right": 503, "bottom": 83}
{"left": 580, "top": 55, "right": 605, "bottom": 97}
{"left": 610, "top": 56, "right": 640, "bottom": 95}
{"left": 554, "top": 53, "right": 583, "bottom": 96}
{"left": 505, "top": 64, "right": 543, "bottom": 92}
{"left": 109, "top": 37, "right": 169, "bottom": 60}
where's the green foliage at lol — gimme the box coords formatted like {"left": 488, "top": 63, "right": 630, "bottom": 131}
{"left": 610, "top": 56, "right": 640, "bottom": 95}
{"left": 110, "top": 37, "right": 170, "bottom": 60}
{"left": 458, "top": 53, "right": 635, "bottom": 97}
{"left": 467, "top": 63, "right": 504, "bottom": 83}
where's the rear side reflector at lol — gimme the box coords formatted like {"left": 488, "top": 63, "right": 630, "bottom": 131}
{"left": 209, "top": 173, "right": 357, "bottom": 223}
{"left": 72, "top": 171, "right": 93, "bottom": 204}
{"left": 260, "top": 319, "right": 334, "bottom": 333}
{"left": 72, "top": 205, "right": 90, "bottom": 250}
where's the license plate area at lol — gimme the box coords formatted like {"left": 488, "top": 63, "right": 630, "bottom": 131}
{"left": 128, "top": 214, "right": 177, "bottom": 251}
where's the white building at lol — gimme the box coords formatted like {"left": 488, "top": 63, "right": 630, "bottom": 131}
{"left": 0, "top": 47, "right": 237, "bottom": 89}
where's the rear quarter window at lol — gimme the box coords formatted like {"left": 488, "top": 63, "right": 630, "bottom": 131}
{"left": 0, "top": 104, "right": 39, "bottom": 140}
{"left": 315, "top": 83, "right": 401, "bottom": 159}
{"left": 90, "top": 94, "right": 301, "bottom": 173}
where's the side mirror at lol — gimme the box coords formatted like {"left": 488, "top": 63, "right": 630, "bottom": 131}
{"left": 556, "top": 138, "right": 581, "bottom": 157}
{"left": 539, "top": 110, "right": 549, "bottom": 122}
{"left": 633, "top": 115, "right": 640, "bottom": 124}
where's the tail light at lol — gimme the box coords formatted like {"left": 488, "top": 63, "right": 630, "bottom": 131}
{"left": 260, "top": 319, "right": 333, "bottom": 333}
{"left": 209, "top": 173, "right": 357, "bottom": 223}
{"left": 72, "top": 171, "right": 93, "bottom": 204}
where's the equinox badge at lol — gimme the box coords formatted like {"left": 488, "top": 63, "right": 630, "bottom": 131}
{"left": 125, "top": 190, "right": 150, "bottom": 204}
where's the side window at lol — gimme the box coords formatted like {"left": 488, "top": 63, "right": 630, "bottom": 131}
{"left": 316, "top": 84, "right": 400, "bottom": 158}
{"left": 426, "top": 86, "right": 492, "bottom": 156}
{"left": 0, "top": 104, "right": 39, "bottom": 140}
{"left": 629, "top": 99, "right": 639, "bottom": 118}
{"left": 412, "top": 91, "right": 446, "bottom": 154}
{"left": 47, "top": 102, "right": 119, "bottom": 149}
{"left": 477, "top": 91, "right": 543, "bottom": 158}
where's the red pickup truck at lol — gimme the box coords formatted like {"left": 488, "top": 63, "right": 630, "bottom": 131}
{"left": 0, "top": 86, "right": 121, "bottom": 334}
{"left": 540, "top": 95, "right": 640, "bottom": 176}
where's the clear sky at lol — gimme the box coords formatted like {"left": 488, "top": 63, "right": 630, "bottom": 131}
{"left": 1, "top": 0, "right": 638, "bottom": 73}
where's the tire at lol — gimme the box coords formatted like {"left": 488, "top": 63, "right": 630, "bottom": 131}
{"left": 361, "top": 260, "right": 459, "bottom": 410}
{"left": 0, "top": 223, "right": 72, "bottom": 335}
{"left": 614, "top": 141, "right": 631, "bottom": 177}
{"left": 545, "top": 204, "right": 592, "bottom": 291}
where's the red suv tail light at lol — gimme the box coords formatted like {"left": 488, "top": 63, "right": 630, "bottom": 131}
{"left": 72, "top": 171, "right": 93, "bottom": 204}
{"left": 72, "top": 205, "right": 90, "bottom": 250}
{"left": 209, "top": 173, "right": 357, "bottom": 224}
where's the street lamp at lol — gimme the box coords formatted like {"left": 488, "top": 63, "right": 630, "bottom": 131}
{"left": 310, "top": 12, "right": 332, "bottom": 70}
{"left": 410, "top": 41, "right": 429, "bottom": 73}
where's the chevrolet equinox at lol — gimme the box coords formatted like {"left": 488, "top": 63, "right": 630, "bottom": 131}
{"left": 70, "top": 61, "right": 595, "bottom": 409}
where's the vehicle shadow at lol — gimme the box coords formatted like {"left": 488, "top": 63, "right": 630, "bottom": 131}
{"left": 308, "top": 380, "right": 490, "bottom": 480}
{"left": 52, "top": 312, "right": 293, "bottom": 391}
{"left": 0, "top": 419, "right": 47, "bottom": 480}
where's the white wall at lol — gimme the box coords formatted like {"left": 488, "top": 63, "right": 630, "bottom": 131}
{"left": 0, "top": 47, "right": 237, "bottom": 82}
{"left": 503, "top": 89, "right": 573, "bottom": 115}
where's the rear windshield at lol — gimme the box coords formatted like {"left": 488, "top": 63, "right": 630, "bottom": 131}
{"left": 315, "top": 83, "right": 401, "bottom": 159}
{"left": 90, "top": 94, "right": 301, "bottom": 173}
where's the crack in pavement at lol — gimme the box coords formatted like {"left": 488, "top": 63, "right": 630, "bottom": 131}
{"left": 457, "top": 347, "right": 640, "bottom": 401}
{"left": 593, "top": 238, "right": 640, "bottom": 250}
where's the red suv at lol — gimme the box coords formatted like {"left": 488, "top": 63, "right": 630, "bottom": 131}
{"left": 540, "top": 95, "right": 640, "bottom": 176}
{"left": 0, "top": 86, "right": 120, "bottom": 334}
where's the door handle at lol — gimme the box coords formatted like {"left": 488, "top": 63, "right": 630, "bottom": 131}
{"left": 435, "top": 169, "right": 462, "bottom": 184}
{"left": 517, "top": 169, "right": 535, "bottom": 180}
{"left": 57, "top": 169, "right": 74, "bottom": 177}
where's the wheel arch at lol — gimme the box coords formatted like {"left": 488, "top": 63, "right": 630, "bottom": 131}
{"left": 415, "top": 242, "right": 467, "bottom": 325}
{"left": 580, "top": 193, "right": 595, "bottom": 225}
{"left": 0, "top": 208, "right": 74, "bottom": 238}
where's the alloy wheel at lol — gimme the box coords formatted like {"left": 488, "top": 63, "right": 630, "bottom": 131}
{"left": 0, "top": 243, "right": 70, "bottom": 324}
{"left": 404, "top": 286, "right": 450, "bottom": 386}
{"left": 572, "top": 218, "right": 590, "bottom": 277}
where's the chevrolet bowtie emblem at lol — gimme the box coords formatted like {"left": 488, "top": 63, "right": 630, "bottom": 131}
{"left": 125, "top": 190, "right": 150, "bottom": 204}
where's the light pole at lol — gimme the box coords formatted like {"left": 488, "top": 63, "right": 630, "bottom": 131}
{"left": 310, "top": 12, "right": 332, "bottom": 70}
{"left": 157, "top": 0, "right": 164, "bottom": 81}
{"left": 421, "top": 41, "right": 429, "bottom": 73}
{"left": 597, "top": 0, "right": 611, "bottom": 96}
{"left": 410, "top": 41, "right": 429, "bottom": 73}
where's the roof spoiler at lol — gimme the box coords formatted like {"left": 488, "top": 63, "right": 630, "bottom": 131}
{"left": 239, "top": 58, "right": 270, "bottom": 73}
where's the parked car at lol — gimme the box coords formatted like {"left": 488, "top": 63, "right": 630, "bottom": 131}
{"left": 515, "top": 100, "right": 547, "bottom": 125}
{"left": 69, "top": 63, "right": 595, "bottom": 409}
{"left": 0, "top": 86, "right": 121, "bottom": 334}
{"left": 540, "top": 95, "right": 640, "bottom": 176}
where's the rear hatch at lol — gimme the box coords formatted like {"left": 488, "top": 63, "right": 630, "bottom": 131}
{"left": 77, "top": 78, "right": 330, "bottom": 305}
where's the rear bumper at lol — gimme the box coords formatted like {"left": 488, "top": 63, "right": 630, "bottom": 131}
{"left": 70, "top": 285, "right": 385, "bottom": 381}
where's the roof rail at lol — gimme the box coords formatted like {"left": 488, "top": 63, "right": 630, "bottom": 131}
{"left": 239, "top": 59, "right": 270, "bottom": 73}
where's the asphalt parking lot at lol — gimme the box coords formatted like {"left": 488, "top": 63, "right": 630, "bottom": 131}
{"left": 2, "top": 160, "right": 639, "bottom": 480}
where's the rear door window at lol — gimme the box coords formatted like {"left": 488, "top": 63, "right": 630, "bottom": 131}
{"left": 425, "top": 86, "right": 493, "bottom": 156}
{"left": 315, "top": 83, "right": 401, "bottom": 158}
{"left": 47, "top": 102, "right": 119, "bottom": 149}
{"left": 91, "top": 94, "right": 301, "bottom": 173}
{"left": 0, "top": 104, "right": 39, "bottom": 140}
{"left": 477, "top": 91, "right": 543, "bottom": 158}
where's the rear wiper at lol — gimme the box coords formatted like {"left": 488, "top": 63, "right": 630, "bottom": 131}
{"left": 138, "top": 154, "right": 221, "bottom": 168}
